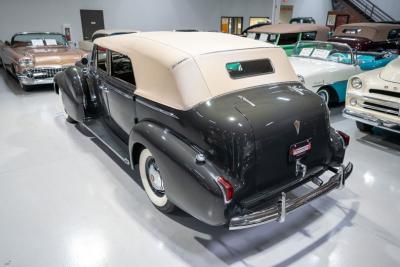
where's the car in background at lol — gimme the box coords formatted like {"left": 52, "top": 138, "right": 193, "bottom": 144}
{"left": 290, "top": 17, "right": 316, "bottom": 24}
{"left": 241, "top": 21, "right": 272, "bottom": 37}
{"left": 247, "top": 24, "right": 329, "bottom": 55}
{"left": 79, "top": 29, "right": 138, "bottom": 51}
{"left": 0, "top": 32, "right": 87, "bottom": 90}
{"left": 329, "top": 23, "right": 400, "bottom": 53}
{"left": 344, "top": 58, "right": 400, "bottom": 134}
{"left": 290, "top": 41, "right": 398, "bottom": 104}
{"left": 55, "top": 31, "right": 352, "bottom": 229}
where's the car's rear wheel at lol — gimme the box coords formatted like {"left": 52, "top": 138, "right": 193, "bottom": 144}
{"left": 58, "top": 88, "right": 77, "bottom": 123}
{"left": 356, "top": 121, "right": 373, "bottom": 132}
{"left": 139, "top": 148, "right": 175, "bottom": 213}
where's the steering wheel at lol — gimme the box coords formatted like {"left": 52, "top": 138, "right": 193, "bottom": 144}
{"left": 329, "top": 53, "right": 346, "bottom": 62}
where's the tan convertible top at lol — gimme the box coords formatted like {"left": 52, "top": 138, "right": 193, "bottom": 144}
{"left": 94, "top": 32, "right": 298, "bottom": 110}
{"left": 249, "top": 23, "right": 329, "bottom": 39}
{"left": 334, "top": 23, "right": 400, "bottom": 42}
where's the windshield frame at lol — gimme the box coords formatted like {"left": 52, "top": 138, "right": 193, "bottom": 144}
{"left": 291, "top": 41, "right": 355, "bottom": 65}
{"left": 11, "top": 32, "right": 68, "bottom": 47}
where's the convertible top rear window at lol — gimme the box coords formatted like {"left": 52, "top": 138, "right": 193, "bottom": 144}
{"left": 342, "top": 29, "right": 362, "bottom": 34}
{"left": 226, "top": 59, "right": 274, "bottom": 79}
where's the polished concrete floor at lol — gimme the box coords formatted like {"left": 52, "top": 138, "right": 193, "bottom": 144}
{"left": 0, "top": 67, "right": 399, "bottom": 267}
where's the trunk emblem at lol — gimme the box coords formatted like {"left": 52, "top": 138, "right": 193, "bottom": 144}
{"left": 293, "top": 120, "right": 301, "bottom": 135}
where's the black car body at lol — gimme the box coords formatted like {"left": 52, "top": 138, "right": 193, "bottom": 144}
{"left": 56, "top": 32, "right": 352, "bottom": 229}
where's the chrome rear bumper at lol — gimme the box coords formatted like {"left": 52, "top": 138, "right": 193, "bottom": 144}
{"left": 343, "top": 109, "right": 400, "bottom": 134}
{"left": 229, "top": 163, "right": 353, "bottom": 230}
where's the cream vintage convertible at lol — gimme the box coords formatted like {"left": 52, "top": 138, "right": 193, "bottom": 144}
{"left": 344, "top": 58, "right": 400, "bottom": 133}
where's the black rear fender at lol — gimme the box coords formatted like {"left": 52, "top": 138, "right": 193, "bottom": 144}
{"left": 55, "top": 67, "right": 87, "bottom": 122}
{"left": 129, "top": 121, "right": 228, "bottom": 226}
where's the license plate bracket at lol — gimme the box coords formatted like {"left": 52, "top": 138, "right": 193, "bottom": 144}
{"left": 289, "top": 139, "right": 312, "bottom": 161}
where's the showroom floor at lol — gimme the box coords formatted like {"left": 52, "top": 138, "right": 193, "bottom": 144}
{"left": 0, "top": 67, "right": 400, "bottom": 267}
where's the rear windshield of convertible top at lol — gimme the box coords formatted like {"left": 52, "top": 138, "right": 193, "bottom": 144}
{"left": 226, "top": 59, "right": 274, "bottom": 79}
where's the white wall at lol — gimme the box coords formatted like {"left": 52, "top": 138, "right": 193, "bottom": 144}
{"left": 369, "top": 0, "right": 400, "bottom": 20}
{"left": 282, "top": 0, "right": 332, "bottom": 24}
{"left": 220, "top": 0, "right": 275, "bottom": 29}
{"left": 0, "top": 0, "right": 222, "bottom": 44}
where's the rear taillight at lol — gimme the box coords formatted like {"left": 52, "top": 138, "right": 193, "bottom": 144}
{"left": 338, "top": 131, "right": 350, "bottom": 147}
{"left": 217, "top": 176, "right": 234, "bottom": 203}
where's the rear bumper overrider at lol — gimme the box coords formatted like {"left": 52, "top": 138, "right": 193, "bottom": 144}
{"left": 229, "top": 162, "right": 353, "bottom": 230}
{"left": 343, "top": 108, "right": 400, "bottom": 134}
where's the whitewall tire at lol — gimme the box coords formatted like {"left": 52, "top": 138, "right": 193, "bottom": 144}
{"left": 139, "top": 148, "right": 175, "bottom": 213}
{"left": 318, "top": 89, "right": 330, "bottom": 104}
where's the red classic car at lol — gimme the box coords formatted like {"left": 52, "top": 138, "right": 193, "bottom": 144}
{"left": 329, "top": 23, "right": 400, "bottom": 53}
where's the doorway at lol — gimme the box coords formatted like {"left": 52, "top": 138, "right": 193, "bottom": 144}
{"left": 80, "top": 9, "right": 105, "bottom": 41}
{"left": 279, "top": 5, "right": 294, "bottom": 24}
{"left": 221, "top": 17, "right": 244, "bottom": 35}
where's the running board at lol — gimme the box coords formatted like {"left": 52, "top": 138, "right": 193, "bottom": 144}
{"left": 82, "top": 119, "right": 131, "bottom": 165}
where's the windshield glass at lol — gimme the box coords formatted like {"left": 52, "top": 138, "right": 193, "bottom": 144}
{"left": 291, "top": 41, "right": 354, "bottom": 64}
{"left": 12, "top": 33, "right": 67, "bottom": 47}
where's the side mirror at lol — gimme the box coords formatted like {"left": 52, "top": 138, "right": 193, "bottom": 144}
{"left": 81, "top": 57, "right": 89, "bottom": 66}
{"left": 5, "top": 41, "right": 10, "bottom": 46}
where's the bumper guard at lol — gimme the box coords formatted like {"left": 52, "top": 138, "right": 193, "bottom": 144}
{"left": 229, "top": 162, "right": 353, "bottom": 230}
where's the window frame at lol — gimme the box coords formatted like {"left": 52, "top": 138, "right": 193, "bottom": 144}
{"left": 94, "top": 45, "right": 109, "bottom": 74}
{"left": 277, "top": 33, "right": 300, "bottom": 45}
{"left": 300, "top": 31, "right": 317, "bottom": 41}
{"left": 109, "top": 49, "right": 136, "bottom": 88}
{"left": 387, "top": 29, "right": 400, "bottom": 40}
{"left": 226, "top": 58, "right": 275, "bottom": 80}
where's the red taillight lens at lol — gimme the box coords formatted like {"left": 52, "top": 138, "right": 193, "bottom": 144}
{"left": 338, "top": 131, "right": 350, "bottom": 147}
{"left": 217, "top": 176, "right": 234, "bottom": 203}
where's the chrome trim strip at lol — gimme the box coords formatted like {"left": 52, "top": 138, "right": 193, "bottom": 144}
{"left": 229, "top": 163, "right": 352, "bottom": 230}
{"left": 361, "top": 103, "right": 399, "bottom": 116}
{"left": 108, "top": 87, "right": 133, "bottom": 99}
{"left": 81, "top": 122, "right": 131, "bottom": 165}
{"left": 136, "top": 98, "right": 179, "bottom": 119}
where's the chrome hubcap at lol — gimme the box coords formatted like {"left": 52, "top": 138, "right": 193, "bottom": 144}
{"left": 318, "top": 91, "right": 329, "bottom": 103}
{"left": 147, "top": 160, "right": 164, "bottom": 192}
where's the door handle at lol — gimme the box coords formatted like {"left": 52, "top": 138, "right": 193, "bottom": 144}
{"left": 98, "top": 84, "right": 108, "bottom": 92}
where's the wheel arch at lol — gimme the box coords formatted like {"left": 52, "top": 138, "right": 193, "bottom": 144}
{"left": 128, "top": 120, "right": 228, "bottom": 226}
{"left": 318, "top": 85, "right": 339, "bottom": 104}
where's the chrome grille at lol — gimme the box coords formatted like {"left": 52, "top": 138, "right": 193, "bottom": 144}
{"left": 30, "top": 68, "right": 66, "bottom": 78}
{"left": 362, "top": 101, "right": 400, "bottom": 116}
{"left": 369, "top": 89, "right": 400, "bottom": 99}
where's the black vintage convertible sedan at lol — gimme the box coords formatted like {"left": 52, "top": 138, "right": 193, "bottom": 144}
{"left": 56, "top": 32, "right": 353, "bottom": 230}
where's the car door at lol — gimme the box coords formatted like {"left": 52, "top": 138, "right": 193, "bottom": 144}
{"left": 91, "top": 45, "right": 110, "bottom": 117}
{"left": 103, "top": 50, "right": 136, "bottom": 141}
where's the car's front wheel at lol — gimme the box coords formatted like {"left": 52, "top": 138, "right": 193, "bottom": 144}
{"left": 356, "top": 121, "right": 373, "bottom": 132}
{"left": 318, "top": 88, "right": 330, "bottom": 104}
{"left": 58, "top": 88, "right": 77, "bottom": 123}
{"left": 139, "top": 148, "right": 175, "bottom": 213}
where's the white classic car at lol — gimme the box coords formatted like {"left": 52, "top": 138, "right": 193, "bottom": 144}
{"left": 343, "top": 58, "right": 400, "bottom": 133}
{"left": 289, "top": 41, "right": 398, "bottom": 104}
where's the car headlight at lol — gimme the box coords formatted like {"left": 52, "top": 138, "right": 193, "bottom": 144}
{"left": 351, "top": 77, "right": 363, "bottom": 89}
{"left": 297, "top": 75, "right": 305, "bottom": 84}
{"left": 18, "top": 58, "right": 34, "bottom": 68}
